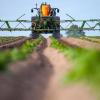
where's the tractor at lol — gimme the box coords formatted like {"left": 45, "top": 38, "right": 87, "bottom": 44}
{"left": 31, "top": 2, "right": 60, "bottom": 39}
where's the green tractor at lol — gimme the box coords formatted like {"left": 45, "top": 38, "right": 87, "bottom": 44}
{"left": 31, "top": 2, "right": 60, "bottom": 39}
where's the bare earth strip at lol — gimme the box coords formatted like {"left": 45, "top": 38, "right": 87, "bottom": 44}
{"left": 61, "top": 37, "right": 100, "bottom": 50}
{"left": 0, "top": 39, "right": 97, "bottom": 100}
{"left": 43, "top": 47, "right": 96, "bottom": 100}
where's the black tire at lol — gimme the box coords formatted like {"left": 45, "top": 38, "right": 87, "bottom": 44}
{"left": 52, "top": 16, "right": 60, "bottom": 39}
{"left": 52, "top": 32, "right": 60, "bottom": 39}
{"left": 31, "top": 33, "right": 39, "bottom": 39}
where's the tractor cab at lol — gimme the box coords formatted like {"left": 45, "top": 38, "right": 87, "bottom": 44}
{"left": 31, "top": 3, "right": 60, "bottom": 39}
{"left": 40, "top": 3, "right": 51, "bottom": 16}
{"left": 39, "top": 3, "right": 59, "bottom": 17}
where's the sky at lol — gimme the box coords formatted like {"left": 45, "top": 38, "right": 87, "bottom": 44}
{"left": 0, "top": 0, "right": 100, "bottom": 36}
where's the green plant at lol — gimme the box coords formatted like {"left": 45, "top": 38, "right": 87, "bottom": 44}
{"left": 50, "top": 37, "right": 100, "bottom": 90}
{"left": 0, "top": 37, "right": 43, "bottom": 71}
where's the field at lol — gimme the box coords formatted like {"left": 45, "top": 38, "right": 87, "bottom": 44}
{"left": 0, "top": 36, "right": 100, "bottom": 100}
{"left": 80, "top": 36, "right": 100, "bottom": 43}
{"left": 0, "top": 36, "right": 24, "bottom": 45}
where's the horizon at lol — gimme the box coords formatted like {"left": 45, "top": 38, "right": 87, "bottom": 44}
{"left": 0, "top": 0, "right": 100, "bottom": 36}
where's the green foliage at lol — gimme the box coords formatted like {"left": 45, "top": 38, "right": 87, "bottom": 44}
{"left": 0, "top": 37, "right": 43, "bottom": 71}
{"left": 50, "top": 37, "right": 100, "bottom": 90}
{"left": 0, "top": 51, "right": 11, "bottom": 71}
{"left": 66, "top": 25, "right": 85, "bottom": 37}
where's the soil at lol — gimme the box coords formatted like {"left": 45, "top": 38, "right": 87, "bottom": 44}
{"left": 0, "top": 38, "right": 97, "bottom": 100}
{"left": 0, "top": 37, "right": 30, "bottom": 50}
{"left": 61, "top": 37, "right": 100, "bottom": 50}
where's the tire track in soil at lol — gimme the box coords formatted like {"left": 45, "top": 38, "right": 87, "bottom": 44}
{"left": 0, "top": 40, "right": 54, "bottom": 100}
{"left": 0, "top": 38, "right": 97, "bottom": 100}
{"left": 43, "top": 46, "right": 96, "bottom": 100}
{"left": 0, "top": 37, "right": 30, "bottom": 50}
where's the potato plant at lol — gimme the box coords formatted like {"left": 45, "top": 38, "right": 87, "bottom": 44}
{"left": 0, "top": 36, "right": 43, "bottom": 71}
{"left": 50, "top": 37, "right": 100, "bottom": 91}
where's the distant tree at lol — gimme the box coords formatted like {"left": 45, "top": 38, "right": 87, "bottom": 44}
{"left": 66, "top": 25, "right": 85, "bottom": 37}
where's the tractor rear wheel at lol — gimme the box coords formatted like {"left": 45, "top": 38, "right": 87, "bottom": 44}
{"left": 52, "top": 32, "right": 60, "bottom": 39}
{"left": 31, "top": 33, "right": 39, "bottom": 39}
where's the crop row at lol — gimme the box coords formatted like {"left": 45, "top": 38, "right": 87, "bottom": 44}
{"left": 80, "top": 36, "right": 100, "bottom": 43}
{"left": 0, "top": 36, "right": 44, "bottom": 71}
{"left": 51, "top": 37, "right": 100, "bottom": 92}
{"left": 0, "top": 36, "right": 25, "bottom": 45}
